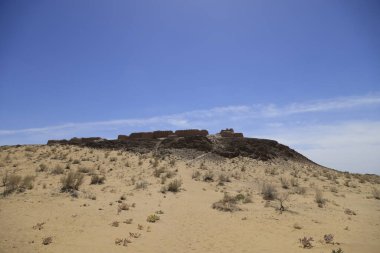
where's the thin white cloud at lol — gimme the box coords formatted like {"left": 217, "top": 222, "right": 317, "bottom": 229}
{"left": 260, "top": 121, "right": 380, "bottom": 174}
{"left": 1, "top": 94, "right": 379, "bottom": 137}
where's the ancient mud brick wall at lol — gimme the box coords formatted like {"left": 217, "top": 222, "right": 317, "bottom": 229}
{"left": 174, "top": 129, "right": 209, "bottom": 137}
{"left": 129, "top": 132, "right": 154, "bottom": 139}
{"left": 117, "top": 135, "right": 129, "bottom": 141}
{"left": 153, "top": 130, "right": 174, "bottom": 138}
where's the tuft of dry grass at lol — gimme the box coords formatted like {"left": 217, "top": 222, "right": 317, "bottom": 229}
{"left": 372, "top": 188, "right": 380, "bottom": 200}
{"left": 60, "top": 171, "right": 84, "bottom": 193}
{"left": 90, "top": 174, "right": 106, "bottom": 185}
{"left": 261, "top": 183, "right": 277, "bottom": 200}
{"left": 299, "top": 237, "right": 313, "bottom": 248}
{"left": 42, "top": 236, "right": 53, "bottom": 245}
{"left": 135, "top": 180, "right": 148, "bottom": 190}
{"left": 3, "top": 174, "right": 34, "bottom": 195}
{"left": 212, "top": 193, "right": 243, "bottom": 212}
{"left": 203, "top": 170, "right": 214, "bottom": 182}
{"left": 315, "top": 189, "right": 326, "bottom": 207}
{"left": 280, "top": 177, "right": 290, "bottom": 189}
{"left": 51, "top": 165, "right": 65, "bottom": 175}
{"left": 324, "top": 234, "right": 334, "bottom": 244}
{"left": 147, "top": 214, "right": 160, "bottom": 223}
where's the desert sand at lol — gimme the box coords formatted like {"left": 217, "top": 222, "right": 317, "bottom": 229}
{"left": 0, "top": 144, "right": 379, "bottom": 253}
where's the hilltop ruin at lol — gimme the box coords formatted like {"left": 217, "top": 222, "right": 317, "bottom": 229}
{"left": 46, "top": 128, "right": 315, "bottom": 164}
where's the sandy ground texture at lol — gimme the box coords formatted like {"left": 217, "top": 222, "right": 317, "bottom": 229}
{"left": 0, "top": 145, "right": 379, "bottom": 253}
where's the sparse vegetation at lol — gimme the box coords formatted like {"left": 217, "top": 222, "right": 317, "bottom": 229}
{"left": 212, "top": 192, "right": 252, "bottom": 212}
{"left": 135, "top": 180, "right": 148, "bottom": 190}
{"left": 203, "top": 170, "right": 214, "bottom": 182}
{"left": 42, "top": 236, "right": 53, "bottom": 245}
{"left": 166, "top": 179, "right": 182, "bottom": 192}
{"left": 192, "top": 170, "right": 201, "bottom": 180}
{"left": 261, "top": 183, "right": 277, "bottom": 200}
{"left": 60, "top": 171, "right": 84, "bottom": 193}
{"left": 372, "top": 188, "right": 380, "bottom": 200}
{"left": 344, "top": 208, "right": 356, "bottom": 215}
{"left": 37, "top": 163, "right": 48, "bottom": 172}
{"left": 315, "top": 189, "right": 326, "bottom": 207}
{"left": 218, "top": 173, "right": 231, "bottom": 185}
{"left": 147, "top": 214, "right": 160, "bottom": 223}
{"left": 212, "top": 193, "right": 241, "bottom": 212}
{"left": 77, "top": 166, "right": 91, "bottom": 173}
{"left": 324, "top": 234, "right": 334, "bottom": 244}
{"left": 3, "top": 174, "right": 34, "bottom": 195}
{"left": 51, "top": 165, "right": 64, "bottom": 175}
{"left": 299, "top": 236, "right": 313, "bottom": 248}
{"left": 90, "top": 174, "right": 106, "bottom": 185}
{"left": 276, "top": 192, "right": 289, "bottom": 212}
{"left": 280, "top": 177, "right": 290, "bottom": 189}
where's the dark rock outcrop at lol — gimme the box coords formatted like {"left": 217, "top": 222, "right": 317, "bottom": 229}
{"left": 47, "top": 133, "right": 313, "bottom": 164}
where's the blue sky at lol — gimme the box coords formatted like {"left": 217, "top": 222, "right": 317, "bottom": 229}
{"left": 0, "top": 1, "right": 379, "bottom": 174}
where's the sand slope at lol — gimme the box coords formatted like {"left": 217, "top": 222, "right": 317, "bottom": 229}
{"left": 0, "top": 145, "right": 379, "bottom": 253}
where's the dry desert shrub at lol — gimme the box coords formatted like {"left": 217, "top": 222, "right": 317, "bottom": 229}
{"left": 111, "top": 221, "right": 119, "bottom": 227}
{"left": 42, "top": 236, "right": 53, "bottom": 245}
{"left": 315, "top": 189, "right": 326, "bottom": 207}
{"left": 330, "top": 186, "right": 338, "bottom": 193}
{"left": 324, "top": 234, "right": 334, "bottom": 244}
{"left": 280, "top": 177, "right": 290, "bottom": 189}
{"left": 77, "top": 166, "right": 91, "bottom": 173}
{"left": 135, "top": 180, "right": 148, "bottom": 190}
{"left": 1, "top": 171, "right": 9, "bottom": 187}
{"left": 20, "top": 175, "right": 34, "bottom": 191}
{"left": 212, "top": 192, "right": 251, "bottom": 212}
{"left": 37, "top": 163, "right": 48, "bottom": 172}
{"left": 293, "top": 186, "right": 306, "bottom": 195}
{"left": 265, "top": 167, "right": 278, "bottom": 176}
{"left": 276, "top": 192, "right": 289, "bottom": 212}
{"left": 344, "top": 208, "right": 356, "bottom": 215}
{"left": 123, "top": 218, "right": 133, "bottom": 224}
{"left": 192, "top": 170, "right": 201, "bottom": 180}
{"left": 3, "top": 174, "right": 21, "bottom": 195}
{"left": 218, "top": 173, "right": 231, "bottom": 185}
{"left": 129, "top": 232, "right": 141, "bottom": 238}
{"left": 33, "top": 222, "right": 45, "bottom": 230}
{"left": 261, "top": 183, "right": 277, "bottom": 200}
{"left": 372, "top": 188, "right": 380, "bottom": 200}
{"left": 3, "top": 174, "right": 34, "bottom": 195}
{"left": 51, "top": 165, "right": 65, "bottom": 175}
{"left": 167, "top": 179, "right": 182, "bottom": 192}
{"left": 212, "top": 193, "right": 241, "bottom": 212}
{"left": 146, "top": 214, "right": 160, "bottom": 223}
{"left": 299, "top": 236, "right": 313, "bottom": 248}
{"left": 118, "top": 203, "right": 129, "bottom": 213}
{"left": 203, "top": 170, "right": 214, "bottom": 182}
{"left": 290, "top": 177, "right": 299, "bottom": 187}
{"left": 90, "top": 174, "right": 106, "bottom": 185}
{"left": 169, "top": 159, "right": 176, "bottom": 166}
{"left": 153, "top": 167, "right": 166, "bottom": 177}
{"left": 332, "top": 248, "right": 344, "bottom": 253}
{"left": 60, "top": 171, "right": 84, "bottom": 192}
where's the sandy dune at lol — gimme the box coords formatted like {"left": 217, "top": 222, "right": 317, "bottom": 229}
{"left": 0, "top": 145, "right": 379, "bottom": 253}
